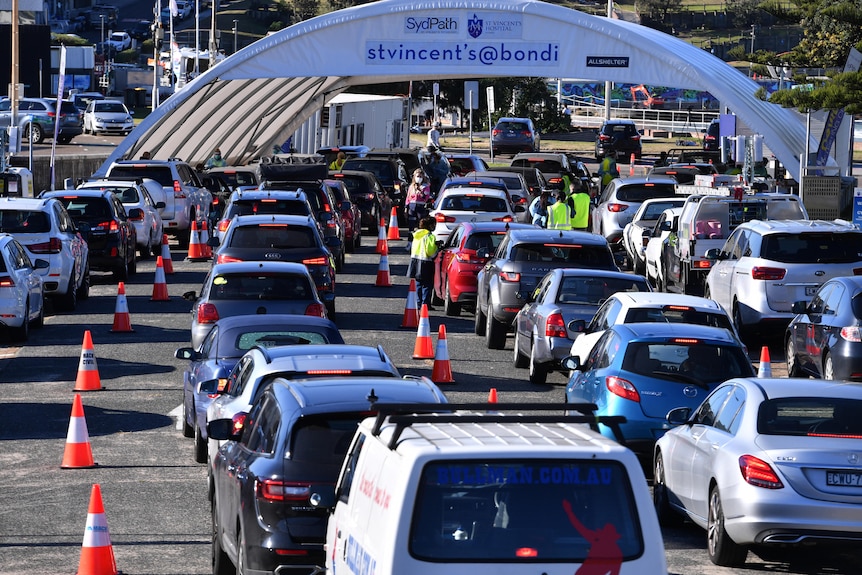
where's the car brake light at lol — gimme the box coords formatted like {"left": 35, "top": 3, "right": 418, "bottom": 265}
{"left": 599, "top": 134, "right": 612, "bottom": 142}
{"left": 692, "top": 260, "right": 712, "bottom": 269}
{"left": 197, "top": 303, "right": 219, "bottom": 324}
{"left": 216, "top": 254, "right": 243, "bottom": 264}
{"left": 664, "top": 305, "right": 693, "bottom": 312}
{"left": 0, "top": 276, "right": 14, "bottom": 288}
{"left": 305, "top": 302, "right": 326, "bottom": 317}
{"left": 545, "top": 313, "right": 567, "bottom": 338}
{"left": 751, "top": 266, "right": 786, "bottom": 280}
{"left": 436, "top": 213, "right": 456, "bottom": 223}
{"left": 27, "top": 238, "right": 62, "bottom": 254}
{"left": 671, "top": 338, "right": 700, "bottom": 344}
{"left": 96, "top": 220, "right": 120, "bottom": 232}
{"left": 306, "top": 369, "right": 353, "bottom": 375}
{"left": 256, "top": 479, "right": 311, "bottom": 502}
{"left": 302, "top": 257, "right": 328, "bottom": 265}
{"left": 217, "top": 220, "right": 230, "bottom": 233}
{"left": 840, "top": 327, "right": 862, "bottom": 342}
{"left": 492, "top": 129, "right": 501, "bottom": 137}
{"left": 500, "top": 271, "right": 521, "bottom": 282}
{"left": 738, "top": 455, "right": 783, "bottom": 489}
{"left": 606, "top": 376, "right": 639, "bottom": 402}
{"left": 455, "top": 251, "right": 482, "bottom": 264}
{"left": 630, "top": 134, "right": 641, "bottom": 141}
{"left": 173, "top": 181, "right": 186, "bottom": 198}
{"left": 548, "top": 177, "right": 562, "bottom": 185}
{"left": 607, "top": 203, "right": 628, "bottom": 213}
{"left": 492, "top": 215, "right": 514, "bottom": 222}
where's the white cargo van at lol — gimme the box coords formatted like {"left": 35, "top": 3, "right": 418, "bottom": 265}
{"left": 324, "top": 403, "right": 666, "bottom": 574}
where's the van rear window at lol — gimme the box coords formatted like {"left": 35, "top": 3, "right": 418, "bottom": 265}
{"left": 616, "top": 184, "right": 675, "bottom": 202}
{"left": 409, "top": 459, "right": 644, "bottom": 562}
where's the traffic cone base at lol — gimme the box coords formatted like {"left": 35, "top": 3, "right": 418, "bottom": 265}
{"left": 431, "top": 324, "right": 454, "bottom": 383}
{"left": 151, "top": 256, "right": 169, "bottom": 301}
{"left": 109, "top": 282, "right": 133, "bottom": 333}
{"left": 160, "top": 234, "right": 174, "bottom": 274}
{"left": 61, "top": 394, "right": 96, "bottom": 469}
{"left": 77, "top": 484, "right": 118, "bottom": 575}
{"left": 74, "top": 330, "right": 102, "bottom": 392}
{"left": 758, "top": 346, "right": 772, "bottom": 378}
{"left": 387, "top": 207, "right": 400, "bottom": 240}
{"left": 400, "top": 278, "right": 419, "bottom": 328}
{"left": 412, "top": 304, "right": 434, "bottom": 359}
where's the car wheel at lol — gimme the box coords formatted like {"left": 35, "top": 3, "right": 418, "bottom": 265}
{"left": 177, "top": 224, "right": 192, "bottom": 250}
{"left": 325, "top": 300, "right": 336, "bottom": 320}
{"left": 513, "top": 329, "right": 528, "bottom": 368}
{"left": 485, "top": 308, "right": 507, "bottom": 350}
{"left": 528, "top": 342, "right": 548, "bottom": 385}
{"left": 732, "top": 302, "right": 747, "bottom": 339}
{"left": 127, "top": 250, "right": 137, "bottom": 276}
{"left": 354, "top": 229, "right": 361, "bottom": 249}
{"left": 33, "top": 298, "right": 44, "bottom": 328}
{"left": 11, "top": 300, "right": 30, "bottom": 342}
{"left": 26, "top": 123, "right": 45, "bottom": 144}
{"left": 823, "top": 351, "right": 835, "bottom": 381}
{"left": 58, "top": 270, "right": 77, "bottom": 312}
{"left": 235, "top": 528, "right": 246, "bottom": 575}
{"left": 211, "top": 501, "right": 233, "bottom": 575}
{"left": 182, "top": 401, "right": 194, "bottom": 438}
{"left": 334, "top": 249, "right": 344, "bottom": 272}
{"left": 474, "top": 303, "right": 487, "bottom": 336}
{"left": 653, "top": 453, "right": 682, "bottom": 526}
{"left": 707, "top": 486, "right": 748, "bottom": 566}
{"left": 151, "top": 239, "right": 162, "bottom": 258}
{"left": 58, "top": 136, "right": 72, "bottom": 144}
{"left": 633, "top": 255, "right": 646, "bottom": 276}
{"left": 139, "top": 239, "right": 152, "bottom": 260}
{"left": 785, "top": 337, "right": 802, "bottom": 377}
{"left": 443, "top": 282, "right": 460, "bottom": 316}
{"left": 659, "top": 270, "right": 668, "bottom": 293}
{"left": 194, "top": 423, "right": 207, "bottom": 463}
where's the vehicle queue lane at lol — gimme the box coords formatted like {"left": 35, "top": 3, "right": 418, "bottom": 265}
{"left": 1, "top": 235, "right": 858, "bottom": 575}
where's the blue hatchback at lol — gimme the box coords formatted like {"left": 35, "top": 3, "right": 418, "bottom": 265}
{"left": 564, "top": 323, "right": 754, "bottom": 454}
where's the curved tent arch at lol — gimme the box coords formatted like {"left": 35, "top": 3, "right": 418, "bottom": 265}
{"left": 96, "top": 0, "right": 814, "bottom": 180}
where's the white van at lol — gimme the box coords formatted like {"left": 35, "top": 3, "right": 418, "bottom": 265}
{"left": 324, "top": 403, "right": 666, "bottom": 574}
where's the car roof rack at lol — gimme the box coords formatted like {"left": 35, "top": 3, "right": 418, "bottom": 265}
{"left": 369, "top": 403, "right": 627, "bottom": 449}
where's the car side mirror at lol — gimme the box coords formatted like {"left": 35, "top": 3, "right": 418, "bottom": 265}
{"left": 196, "top": 378, "right": 220, "bottom": 394}
{"left": 341, "top": 200, "right": 351, "bottom": 212}
{"left": 76, "top": 221, "right": 91, "bottom": 238}
{"left": 514, "top": 205, "right": 526, "bottom": 213}
{"left": 182, "top": 290, "right": 197, "bottom": 301}
{"left": 155, "top": 201, "right": 166, "bottom": 209}
{"left": 127, "top": 207, "right": 143, "bottom": 220}
{"left": 207, "top": 236, "right": 219, "bottom": 247}
{"left": 567, "top": 319, "right": 586, "bottom": 333}
{"left": 129, "top": 110, "right": 135, "bottom": 116}
{"left": 561, "top": 355, "right": 581, "bottom": 371}
{"left": 516, "top": 289, "right": 535, "bottom": 303}
{"left": 207, "top": 417, "right": 243, "bottom": 441}
{"left": 704, "top": 248, "right": 724, "bottom": 260}
{"left": 666, "top": 407, "right": 692, "bottom": 426}
{"left": 476, "top": 247, "right": 491, "bottom": 259}
{"left": 33, "top": 258, "right": 50, "bottom": 270}
{"left": 174, "top": 347, "right": 200, "bottom": 361}
{"left": 791, "top": 300, "right": 808, "bottom": 314}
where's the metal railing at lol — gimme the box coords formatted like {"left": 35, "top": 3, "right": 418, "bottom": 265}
{"left": 567, "top": 100, "right": 719, "bottom": 135}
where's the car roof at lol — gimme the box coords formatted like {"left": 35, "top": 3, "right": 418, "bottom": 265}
{"left": 440, "top": 186, "right": 507, "bottom": 198}
{"left": 554, "top": 268, "right": 647, "bottom": 281}
{"left": 613, "top": 176, "right": 678, "bottom": 186}
{"left": 228, "top": 214, "right": 316, "bottom": 227}
{"left": 268, "top": 376, "right": 445, "bottom": 412}
{"left": 230, "top": 189, "right": 308, "bottom": 200}
{"left": 737, "top": 219, "right": 859, "bottom": 234}
{"left": 727, "top": 377, "right": 862, "bottom": 401}
{"left": 0, "top": 197, "right": 51, "bottom": 209}
{"left": 253, "top": 343, "right": 389, "bottom": 362}
{"left": 511, "top": 152, "right": 565, "bottom": 161}
{"left": 210, "top": 261, "right": 311, "bottom": 274}
{"left": 610, "top": 291, "right": 723, "bottom": 310}
{"left": 602, "top": 119, "right": 637, "bottom": 125}
{"left": 506, "top": 228, "right": 609, "bottom": 245}
{"left": 207, "top": 166, "right": 257, "bottom": 174}
{"left": 43, "top": 189, "right": 112, "bottom": 199}
{"left": 613, "top": 322, "right": 738, "bottom": 342}
{"left": 458, "top": 221, "right": 534, "bottom": 233}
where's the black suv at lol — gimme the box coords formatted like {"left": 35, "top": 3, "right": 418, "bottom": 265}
{"left": 42, "top": 189, "right": 138, "bottom": 280}
{"left": 208, "top": 376, "right": 447, "bottom": 575}
{"left": 340, "top": 156, "right": 408, "bottom": 222}
{"left": 595, "top": 119, "right": 642, "bottom": 162}
{"left": 702, "top": 118, "right": 720, "bottom": 151}
{"left": 328, "top": 170, "right": 387, "bottom": 233}
{"left": 475, "top": 228, "right": 617, "bottom": 349}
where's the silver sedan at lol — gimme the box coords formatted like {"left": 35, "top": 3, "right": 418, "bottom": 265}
{"left": 654, "top": 377, "right": 862, "bottom": 567}
{"left": 513, "top": 267, "right": 649, "bottom": 384}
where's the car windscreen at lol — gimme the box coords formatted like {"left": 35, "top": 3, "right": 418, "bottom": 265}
{"left": 108, "top": 166, "right": 173, "bottom": 187}
{"left": 464, "top": 231, "right": 507, "bottom": 252}
{"left": 557, "top": 276, "right": 648, "bottom": 305}
{"left": 209, "top": 273, "right": 312, "bottom": 300}
{"left": 641, "top": 200, "right": 682, "bottom": 220}
{"left": 621, "top": 342, "right": 753, "bottom": 384}
{"left": 760, "top": 232, "right": 862, "bottom": 264}
{"left": 758, "top": 398, "right": 862, "bottom": 437}
{"left": 409, "top": 459, "right": 644, "bottom": 562}
{"left": 510, "top": 243, "right": 615, "bottom": 268}
{"left": 54, "top": 197, "right": 112, "bottom": 222}
{"left": 235, "top": 330, "right": 332, "bottom": 350}
{"left": 623, "top": 307, "right": 734, "bottom": 331}
{"left": 615, "top": 184, "right": 676, "bottom": 202}
{"left": 226, "top": 199, "right": 310, "bottom": 217}
{"left": 336, "top": 176, "right": 372, "bottom": 196}
{"left": 342, "top": 161, "right": 394, "bottom": 183}
{"left": 228, "top": 224, "right": 317, "bottom": 249}
{"left": 0, "top": 210, "right": 50, "bottom": 233}
{"left": 510, "top": 159, "right": 562, "bottom": 174}
{"left": 213, "top": 171, "right": 257, "bottom": 188}
{"left": 59, "top": 101, "right": 80, "bottom": 115}
{"left": 95, "top": 102, "right": 127, "bottom": 113}
{"left": 84, "top": 186, "right": 138, "bottom": 203}
{"left": 290, "top": 413, "right": 371, "bottom": 464}
{"left": 440, "top": 194, "right": 507, "bottom": 212}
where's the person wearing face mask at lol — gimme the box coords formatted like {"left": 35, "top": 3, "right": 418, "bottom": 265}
{"left": 405, "top": 168, "right": 432, "bottom": 231}
{"left": 205, "top": 148, "right": 227, "bottom": 169}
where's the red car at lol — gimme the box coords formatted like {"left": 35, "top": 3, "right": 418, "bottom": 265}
{"left": 325, "top": 178, "right": 362, "bottom": 252}
{"left": 433, "top": 221, "right": 534, "bottom": 316}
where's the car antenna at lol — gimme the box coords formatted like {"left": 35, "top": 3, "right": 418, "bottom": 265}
{"left": 559, "top": 230, "right": 563, "bottom": 238}
{"left": 505, "top": 221, "right": 510, "bottom": 231}
{"left": 366, "top": 388, "right": 378, "bottom": 403}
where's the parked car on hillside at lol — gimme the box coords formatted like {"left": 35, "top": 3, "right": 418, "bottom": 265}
{"left": 0, "top": 97, "right": 82, "bottom": 144}
{"left": 82, "top": 99, "right": 134, "bottom": 136}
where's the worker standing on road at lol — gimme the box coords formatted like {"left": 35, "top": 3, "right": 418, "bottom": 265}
{"left": 598, "top": 148, "right": 619, "bottom": 189}
{"left": 546, "top": 190, "right": 573, "bottom": 230}
{"left": 407, "top": 217, "right": 439, "bottom": 310}
{"left": 427, "top": 121, "right": 442, "bottom": 149}
{"left": 569, "top": 181, "right": 591, "bottom": 231}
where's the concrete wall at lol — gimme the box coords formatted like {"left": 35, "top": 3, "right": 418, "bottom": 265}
{"left": 9, "top": 153, "right": 110, "bottom": 193}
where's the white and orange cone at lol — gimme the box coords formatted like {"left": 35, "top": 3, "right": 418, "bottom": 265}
{"left": 151, "top": 256, "right": 169, "bottom": 301}
{"left": 400, "top": 278, "right": 419, "bottom": 329}
{"left": 109, "top": 282, "right": 133, "bottom": 333}
{"left": 61, "top": 394, "right": 96, "bottom": 469}
{"left": 375, "top": 241, "right": 392, "bottom": 287}
{"left": 199, "top": 220, "right": 212, "bottom": 259}
{"left": 412, "top": 304, "right": 434, "bottom": 359}
{"left": 488, "top": 388, "right": 498, "bottom": 403}
{"left": 76, "top": 484, "right": 118, "bottom": 575}
{"left": 629, "top": 153, "right": 636, "bottom": 176}
{"left": 160, "top": 233, "right": 174, "bottom": 274}
{"left": 376, "top": 217, "right": 388, "bottom": 254}
{"left": 186, "top": 220, "right": 205, "bottom": 261}
{"left": 74, "top": 330, "right": 102, "bottom": 392}
{"left": 387, "top": 206, "right": 400, "bottom": 241}
{"left": 758, "top": 346, "right": 772, "bottom": 378}
{"left": 431, "top": 324, "right": 454, "bottom": 383}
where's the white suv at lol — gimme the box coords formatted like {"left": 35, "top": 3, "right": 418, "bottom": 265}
{"left": 429, "top": 184, "right": 518, "bottom": 243}
{"left": 0, "top": 197, "right": 89, "bottom": 311}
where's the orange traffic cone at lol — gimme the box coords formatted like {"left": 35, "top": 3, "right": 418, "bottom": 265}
{"left": 400, "top": 278, "right": 419, "bottom": 328}
{"left": 186, "top": 220, "right": 205, "bottom": 261}
{"left": 412, "top": 304, "right": 434, "bottom": 359}
{"left": 629, "top": 153, "right": 636, "bottom": 176}
{"left": 151, "top": 256, "right": 170, "bottom": 301}
{"left": 109, "top": 282, "right": 133, "bottom": 333}
{"left": 199, "top": 220, "right": 212, "bottom": 259}
{"left": 387, "top": 206, "right": 400, "bottom": 240}
{"left": 61, "top": 394, "right": 96, "bottom": 469}
{"left": 488, "top": 388, "right": 498, "bottom": 403}
{"left": 74, "top": 330, "right": 102, "bottom": 392}
{"left": 76, "top": 484, "right": 118, "bottom": 575}
{"left": 376, "top": 217, "right": 388, "bottom": 254}
{"left": 431, "top": 324, "right": 454, "bottom": 383}
{"left": 758, "top": 346, "right": 772, "bottom": 378}
{"left": 374, "top": 242, "right": 392, "bottom": 287}
{"left": 160, "top": 234, "right": 174, "bottom": 274}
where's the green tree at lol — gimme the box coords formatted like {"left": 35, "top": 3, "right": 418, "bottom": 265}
{"left": 766, "top": 70, "right": 862, "bottom": 114}
{"left": 761, "top": 0, "right": 862, "bottom": 67}
{"left": 635, "top": 0, "right": 683, "bottom": 21}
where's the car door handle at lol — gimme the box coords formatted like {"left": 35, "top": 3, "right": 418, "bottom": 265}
{"left": 711, "top": 443, "right": 719, "bottom": 450}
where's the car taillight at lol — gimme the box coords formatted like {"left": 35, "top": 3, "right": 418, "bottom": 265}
{"left": 606, "top": 376, "right": 639, "bottom": 402}
{"left": 305, "top": 302, "right": 326, "bottom": 317}
{"left": 704, "top": 134, "right": 716, "bottom": 142}
{"left": 548, "top": 177, "right": 562, "bottom": 185}
{"left": 751, "top": 266, "right": 786, "bottom": 280}
{"left": 0, "top": 275, "right": 14, "bottom": 288}
{"left": 436, "top": 214, "right": 456, "bottom": 223}
{"left": 306, "top": 369, "right": 353, "bottom": 375}
{"left": 96, "top": 220, "right": 120, "bottom": 232}
{"left": 365, "top": 193, "right": 376, "bottom": 201}
{"left": 841, "top": 326, "right": 862, "bottom": 342}
{"left": 27, "top": 238, "right": 62, "bottom": 254}
{"left": 692, "top": 260, "right": 712, "bottom": 269}
{"left": 738, "top": 455, "right": 783, "bottom": 489}
{"left": 216, "top": 254, "right": 242, "bottom": 264}
{"left": 492, "top": 215, "right": 513, "bottom": 222}
{"left": 599, "top": 134, "right": 612, "bottom": 142}
{"left": 607, "top": 203, "right": 628, "bottom": 213}
{"left": 500, "top": 271, "right": 520, "bottom": 282}
{"left": 545, "top": 313, "right": 567, "bottom": 338}
{"left": 455, "top": 251, "right": 482, "bottom": 264}
{"left": 302, "top": 257, "right": 328, "bottom": 266}
{"left": 197, "top": 303, "right": 219, "bottom": 324}
{"left": 492, "top": 129, "right": 501, "bottom": 137}
{"left": 173, "top": 181, "right": 186, "bottom": 198}
{"left": 256, "top": 479, "right": 311, "bottom": 502}
{"left": 630, "top": 134, "right": 641, "bottom": 141}
{"left": 217, "top": 220, "right": 230, "bottom": 233}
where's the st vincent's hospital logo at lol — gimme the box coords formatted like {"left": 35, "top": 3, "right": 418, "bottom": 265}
{"left": 468, "top": 14, "right": 483, "bottom": 38}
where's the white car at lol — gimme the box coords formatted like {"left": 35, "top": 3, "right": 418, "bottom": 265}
{"left": 0, "top": 197, "right": 89, "bottom": 311}
{"left": 0, "top": 233, "right": 48, "bottom": 341}
{"left": 621, "top": 197, "right": 686, "bottom": 275}
{"left": 83, "top": 99, "right": 134, "bottom": 136}
{"left": 429, "top": 185, "right": 519, "bottom": 243}
{"left": 105, "top": 31, "right": 131, "bottom": 52}
{"left": 644, "top": 207, "right": 682, "bottom": 289}
{"left": 77, "top": 180, "right": 165, "bottom": 258}
{"left": 568, "top": 291, "right": 736, "bottom": 364}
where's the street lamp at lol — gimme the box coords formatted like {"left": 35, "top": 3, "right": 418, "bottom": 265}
{"left": 100, "top": 14, "right": 105, "bottom": 55}
{"left": 232, "top": 19, "right": 238, "bottom": 54}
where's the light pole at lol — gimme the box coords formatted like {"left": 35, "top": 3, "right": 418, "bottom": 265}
{"left": 232, "top": 19, "right": 238, "bottom": 54}
{"left": 100, "top": 14, "right": 105, "bottom": 54}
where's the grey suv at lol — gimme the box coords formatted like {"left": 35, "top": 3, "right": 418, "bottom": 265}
{"left": 0, "top": 98, "right": 83, "bottom": 144}
{"left": 475, "top": 228, "right": 617, "bottom": 349}
{"left": 491, "top": 117, "right": 540, "bottom": 156}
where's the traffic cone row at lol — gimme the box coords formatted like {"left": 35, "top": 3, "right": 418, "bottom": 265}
{"left": 151, "top": 256, "right": 170, "bottom": 301}
{"left": 109, "top": 282, "right": 133, "bottom": 333}
{"left": 61, "top": 394, "right": 96, "bottom": 469}
{"left": 400, "top": 279, "right": 419, "bottom": 328}
{"left": 758, "top": 346, "right": 772, "bottom": 378}
{"left": 376, "top": 217, "right": 388, "bottom": 254}
{"left": 387, "top": 206, "right": 400, "bottom": 240}
{"left": 160, "top": 233, "right": 174, "bottom": 274}
{"left": 74, "top": 330, "right": 102, "bottom": 392}
{"left": 374, "top": 240, "right": 392, "bottom": 287}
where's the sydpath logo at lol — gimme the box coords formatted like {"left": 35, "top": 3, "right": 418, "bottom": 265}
{"left": 404, "top": 16, "right": 458, "bottom": 34}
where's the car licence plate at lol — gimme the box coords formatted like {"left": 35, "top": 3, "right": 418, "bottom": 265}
{"left": 826, "top": 471, "right": 862, "bottom": 486}
{"left": 805, "top": 286, "right": 818, "bottom": 296}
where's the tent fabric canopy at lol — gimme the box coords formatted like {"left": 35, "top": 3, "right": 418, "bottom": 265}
{"left": 96, "top": 0, "right": 814, "bottom": 180}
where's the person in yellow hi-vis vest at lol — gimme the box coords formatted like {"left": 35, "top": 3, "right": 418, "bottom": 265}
{"left": 569, "top": 181, "right": 592, "bottom": 231}
{"left": 546, "top": 191, "right": 573, "bottom": 230}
